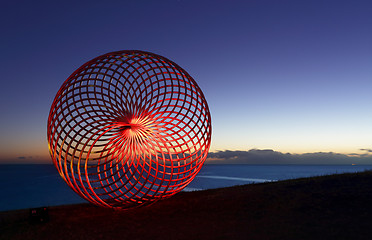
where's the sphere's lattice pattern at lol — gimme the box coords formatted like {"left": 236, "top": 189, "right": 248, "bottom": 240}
{"left": 47, "top": 50, "right": 211, "bottom": 209}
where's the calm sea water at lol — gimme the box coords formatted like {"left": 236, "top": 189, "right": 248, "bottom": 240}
{"left": 1, "top": 164, "right": 371, "bottom": 211}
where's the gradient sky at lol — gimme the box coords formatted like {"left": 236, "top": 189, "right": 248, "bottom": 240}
{"left": 1, "top": 0, "right": 372, "bottom": 163}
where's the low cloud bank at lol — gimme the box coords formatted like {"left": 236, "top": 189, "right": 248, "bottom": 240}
{"left": 206, "top": 149, "right": 372, "bottom": 165}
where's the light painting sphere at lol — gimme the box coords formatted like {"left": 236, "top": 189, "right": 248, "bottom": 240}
{"left": 47, "top": 50, "right": 212, "bottom": 209}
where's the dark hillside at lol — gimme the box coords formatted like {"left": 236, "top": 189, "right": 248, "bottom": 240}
{"left": 2, "top": 171, "right": 372, "bottom": 240}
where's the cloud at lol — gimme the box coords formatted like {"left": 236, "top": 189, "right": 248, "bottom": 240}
{"left": 17, "top": 156, "right": 33, "bottom": 160}
{"left": 207, "top": 149, "right": 294, "bottom": 164}
{"left": 206, "top": 149, "right": 372, "bottom": 165}
{"left": 360, "top": 149, "right": 372, "bottom": 153}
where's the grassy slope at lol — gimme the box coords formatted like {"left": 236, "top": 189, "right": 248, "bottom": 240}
{"left": 1, "top": 171, "right": 372, "bottom": 240}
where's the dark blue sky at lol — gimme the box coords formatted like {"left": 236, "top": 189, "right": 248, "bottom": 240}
{"left": 1, "top": 0, "right": 371, "bottom": 162}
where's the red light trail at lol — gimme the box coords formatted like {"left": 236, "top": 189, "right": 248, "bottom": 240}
{"left": 47, "top": 50, "right": 211, "bottom": 209}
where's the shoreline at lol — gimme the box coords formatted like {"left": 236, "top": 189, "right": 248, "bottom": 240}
{"left": 2, "top": 171, "right": 372, "bottom": 239}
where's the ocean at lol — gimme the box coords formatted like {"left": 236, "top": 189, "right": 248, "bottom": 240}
{"left": 1, "top": 164, "right": 371, "bottom": 212}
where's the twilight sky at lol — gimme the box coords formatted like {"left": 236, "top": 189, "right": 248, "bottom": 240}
{"left": 1, "top": 0, "right": 371, "bottom": 163}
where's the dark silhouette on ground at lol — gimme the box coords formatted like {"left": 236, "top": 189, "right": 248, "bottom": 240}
{"left": 1, "top": 171, "right": 372, "bottom": 240}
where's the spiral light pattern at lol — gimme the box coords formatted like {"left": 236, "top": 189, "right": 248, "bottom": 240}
{"left": 47, "top": 50, "right": 211, "bottom": 209}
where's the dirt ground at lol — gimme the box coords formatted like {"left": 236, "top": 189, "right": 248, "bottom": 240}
{"left": 2, "top": 171, "right": 372, "bottom": 240}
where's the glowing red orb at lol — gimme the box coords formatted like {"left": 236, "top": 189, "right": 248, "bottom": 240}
{"left": 47, "top": 50, "right": 212, "bottom": 209}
